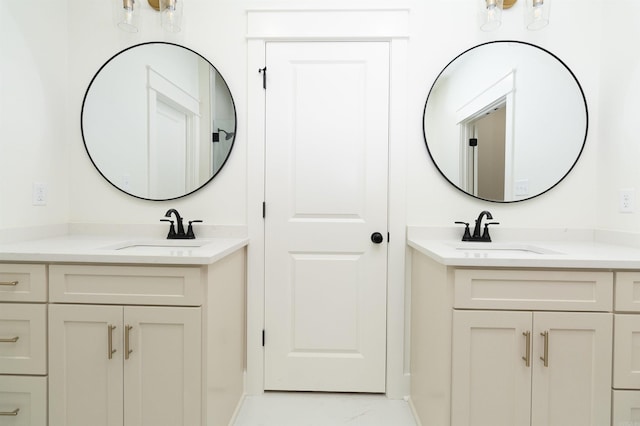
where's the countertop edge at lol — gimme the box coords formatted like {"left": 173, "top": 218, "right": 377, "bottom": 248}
{"left": 407, "top": 238, "right": 640, "bottom": 270}
{"left": 0, "top": 238, "right": 249, "bottom": 266}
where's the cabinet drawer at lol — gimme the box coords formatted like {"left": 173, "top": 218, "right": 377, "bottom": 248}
{"left": 50, "top": 264, "right": 203, "bottom": 306}
{"left": 615, "top": 272, "right": 640, "bottom": 312}
{"left": 613, "top": 390, "right": 640, "bottom": 425}
{"left": 454, "top": 269, "right": 613, "bottom": 311}
{"left": 614, "top": 314, "right": 640, "bottom": 389}
{"left": 0, "top": 375, "right": 47, "bottom": 426}
{"left": 0, "top": 264, "right": 46, "bottom": 303}
{"left": 0, "top": 303, "right": 47, "bottom": 375}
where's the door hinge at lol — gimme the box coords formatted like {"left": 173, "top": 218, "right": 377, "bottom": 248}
{"left": 262, "top": 329, "right": 265, "bottom": 346}
{"left": 262, "top": 202, "right": 266, "bottom": 219}
{"left": 469, "top": 138, "right": 478, "bottom": 147}
{"left": 259, "top": 67, "right": 267, "bottom": 89}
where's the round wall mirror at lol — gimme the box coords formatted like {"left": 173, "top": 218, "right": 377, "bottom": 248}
{"left": 423, "top": 41, "right": 588, "bottom": 202}
{"left": 81, "top": 42, "right": 236, "bottom": 201}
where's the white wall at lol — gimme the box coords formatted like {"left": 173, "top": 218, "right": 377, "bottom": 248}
{"left": 66, "top": 0, "right": 247, "bottom": 225}
{"left": 0, "top": 2, "right": 69, "bottom": 230}
{"left": 407, "top": 0, "right": 603, "bottom": 228}
{"left": 597, "top": 0, "right": 640, "bottom": 233}
{"left": 2, "top": 0, "right": 621, "bottom": 232}
{"left": 426, "top": 43, "right": 586, "bottom": 200}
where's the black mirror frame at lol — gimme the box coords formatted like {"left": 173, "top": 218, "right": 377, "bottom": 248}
{"left": 422, "top": 40, "right": 589, "bottom": 203}
{"left": 80, "top": 41, "right": 237, "bottom": 202}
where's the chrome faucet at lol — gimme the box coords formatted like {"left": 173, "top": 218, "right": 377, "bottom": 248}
{"left": 455, "top": 210, "right": 499, "bottom": 242}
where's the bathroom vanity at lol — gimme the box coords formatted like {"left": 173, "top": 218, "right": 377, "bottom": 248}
{"left": 0, "top": 232, "right": 247, "bottom": 426}
{"left": 408, "top": 229, "right": 640, "bottom": 426}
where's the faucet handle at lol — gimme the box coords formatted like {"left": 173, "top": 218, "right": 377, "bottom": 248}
{"left": 160, "top": 219, "right": 176, "bottom": 239}
{"left": 481, "top": 222, "right": 500, "bottom": 242}
{"left": 455, "top": 221, "right": 472, "bottom": 242}
{"left": 186, "top": 220, "right": 203, "bottom": 239}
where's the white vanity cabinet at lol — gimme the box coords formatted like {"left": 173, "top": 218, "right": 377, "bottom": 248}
{"left": 0, "top": 264, "right": 48, "bottom": 426}
{"left": 409, "top": 251, "right": 615, "bottom": 426}
{"left": 45, "top": 250, "right": 246, "bottom": 426}
{"left": 47, "top": 264, "right": 203, "bottom": 426}
{"left": 452, "top": 310, "right": 612, "bottom": 426}
{"left": 49, "top": 304, "right": 201, "bottom": 426}
{"left": 612, "top": 272, "right": 640, "bottom": 425}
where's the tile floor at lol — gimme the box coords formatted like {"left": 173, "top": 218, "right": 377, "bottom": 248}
{"left": 233, "top": 391, "right": 418, "bottom": 426}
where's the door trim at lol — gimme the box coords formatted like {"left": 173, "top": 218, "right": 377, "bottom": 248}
{"left": 246, "top": 6, "right": 409, "bottom": 398}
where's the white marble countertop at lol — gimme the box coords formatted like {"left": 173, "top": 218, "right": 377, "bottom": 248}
{"left": 408, "top": 227, "right": 640, "bottom": 269}
{"left": 0, "top": 229, "right": 248, "bottom": 266}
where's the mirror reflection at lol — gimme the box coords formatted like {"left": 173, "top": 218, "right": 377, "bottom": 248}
{"left": 423, "top": 41, "right": 588, "bottom": 202}
{"left": 81, "top": 42, "right": 236, "bottom": 201}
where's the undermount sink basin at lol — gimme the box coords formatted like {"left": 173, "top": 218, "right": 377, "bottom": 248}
{"left": 102, "top": 239, "right": 212, "bottom": 251}
{"left": 449, "top": 242, "right": 562, "bottom": 255}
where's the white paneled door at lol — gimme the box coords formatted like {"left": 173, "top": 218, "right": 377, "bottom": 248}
{"left": 264, "top": 42, "right": 390, "bottom": 392}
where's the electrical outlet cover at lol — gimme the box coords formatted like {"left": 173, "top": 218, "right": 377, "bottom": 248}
{"left": 32, "top": 183, "right": 47, "bottom": 206}
{"left": 619, "top": 189, "right": 635, "bottom": 213}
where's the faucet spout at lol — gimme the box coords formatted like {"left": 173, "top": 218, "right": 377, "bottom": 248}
{"left": 164, "top": 209, "right": 185, "bottom": 236}
{"left": 472, "top": 210, "right": 493, "bottom": 239}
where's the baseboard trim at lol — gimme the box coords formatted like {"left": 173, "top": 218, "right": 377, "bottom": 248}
{"left": 406, "top": 396, "right": 423, "bottom": 426}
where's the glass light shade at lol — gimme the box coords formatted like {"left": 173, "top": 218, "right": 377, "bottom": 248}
{"left": 525, "top": 0, "right": 550, "bottom": 30}
{"left": 115, "top": 0, "right": 140, "bottom": 33}
{"left": 479, "top": 0, "right": 503, "bottom": 32}
{"left": 161, "top": 0, "right": 183, "bottom": 33}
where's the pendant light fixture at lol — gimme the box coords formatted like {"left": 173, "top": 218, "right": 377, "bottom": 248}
{"left": 115, "top": 0, "right": 183, "bottom": 33}
{"left": 115, "top": 0, "right": 140, "bottom": 33}
{"left": 479, "top": 0, "right": 550, "bottom": 31}
{"left": 525, "top": 0, "right": 550, "bottom": 30}
{"left": 479, "top": 0, "right": 504, "bottom": 32}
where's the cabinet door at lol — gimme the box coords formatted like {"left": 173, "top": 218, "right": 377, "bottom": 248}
{"left": 531, "top": 312, "right": 612, "bottom": 426}
{"left": 123, "top": 306, "right": 201, "bottom": 426}
{"left": 452, "top": 310, "right": 533, "bottom": 426}
{"left": 49, "top": 304, "right": 124, "bottom": 426}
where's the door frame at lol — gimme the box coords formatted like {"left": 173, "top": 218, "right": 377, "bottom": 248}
{"left": 456, "top": 70, "right": 515, "bottom": 200}
{"left": 147, "top": 66, "right": 201, "bottom": 197}
{"left": 461, "top": 99, "right": 507, "bottom": 198}
{"left": 246, "top": 6, "right": 410, "bottom": 398}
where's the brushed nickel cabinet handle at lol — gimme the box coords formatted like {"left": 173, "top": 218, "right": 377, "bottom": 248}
{"left": 125, "top": 325, "right": 133, "bottom": 360}
{"left": 0, "top": 408, "right": 19, "bottom": 416}
{"left": 540, "top": 331, "right": 549, "bottom": 367}
{"left": 108, "top": 325, "right": 116, "bottom": 360}
{"left": 0, "top": 336, "right": 19, "bottom": 343}
{"left": 0, "top": 281, "right": 18, "bottom": 286}
{"left": 522, "top": 331, "right": 531, "bottom": 367}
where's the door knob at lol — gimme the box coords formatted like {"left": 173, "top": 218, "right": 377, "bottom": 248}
{"left": 371, "top": 232, "right": 384, "bottom": 244}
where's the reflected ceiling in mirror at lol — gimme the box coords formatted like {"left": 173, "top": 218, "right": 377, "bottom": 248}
{"left": 81, "top": 42, "right": 236, "bottom": 201}
{"left": 423, "top": 41, "right": 588, "bottom": 202}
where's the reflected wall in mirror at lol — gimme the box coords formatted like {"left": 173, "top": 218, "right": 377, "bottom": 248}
{"left": 81, "top": 42, "right": 236, "bottom": 201}
{"left": 423, "top": 41, "right": 588, "bottom": 202}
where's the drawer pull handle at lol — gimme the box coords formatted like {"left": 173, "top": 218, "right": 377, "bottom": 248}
{"left": 0, "top": 336, "right": 19, "bottom": 343}
{"left": 0, "top": 408, "right": 19, "bottom": 416}
{"left": 108, "top": 325, "right": 116, "bottom": 360}
{"left": 125, "top": 325, "right": 133, "bottom": 360}
{"left": 522, "top": 331, "right": 531, "bottom": 367}
{"left": 540, "top": 331, "right": 549, "bottom": 367}
{"left": 0, "top": 280, "right": 18, "bottom": 286}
